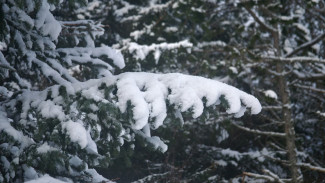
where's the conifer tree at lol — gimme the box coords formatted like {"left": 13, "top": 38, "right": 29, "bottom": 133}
{"left": 0, "top": 0, "right": 261, "bottom": 182}
{"left": 77, "top": 0, "right": 325, "bottom": 182}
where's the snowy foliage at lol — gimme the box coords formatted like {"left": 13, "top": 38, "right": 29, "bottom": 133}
{"left": 0, "top": 0, "right": 263, "bottom": 182}
{"left": 89, "top": 0, "right": 325, "bottom": 182}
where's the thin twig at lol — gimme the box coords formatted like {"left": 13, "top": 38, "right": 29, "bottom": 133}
{"left": 244, "top": 7, "right": 277, "bottom": 33}
{"left": 231, "top": 122, "right": 286, "bottom": 137}
{"left": 294, "top": 84, "right": 325, "bottom": 93}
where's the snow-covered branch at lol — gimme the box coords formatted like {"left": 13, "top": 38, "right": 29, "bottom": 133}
{"left": 117, "top": 73, "right": 262, "bottom": 130}
{"left": 244, "top": 7, "right": 277, "bottom": 33}
{"left": 242, "top": 172, "right": 277, "bottom": 182}
{"left": 116, "top": 40, "right": 193, "bottom": 63}
{"left": 293, "top": 84, "right": 325, "bottom": 93}
{"left": 296, "top": 163, "right": 325, "bottom": 173}
{"left": 262, "top": 106, "right": 282, "bottom": 110}
{"left": 285, "top": 33, "right": 325, "bottom": 57}
{"left": 262, "top": 56, "right": 325, "bottom": 63}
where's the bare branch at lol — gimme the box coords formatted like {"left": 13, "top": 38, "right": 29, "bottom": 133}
{"left": 231, "top": 122, "right": 286, "bottom": 137}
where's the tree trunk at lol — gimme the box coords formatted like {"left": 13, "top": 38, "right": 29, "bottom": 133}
{"left": 273, "top": 30, "right": 299, "bottom": 182}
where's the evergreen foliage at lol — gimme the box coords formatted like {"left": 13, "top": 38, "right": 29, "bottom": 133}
{"left": 0, "top": 0, "right": 263, "bottom": 182}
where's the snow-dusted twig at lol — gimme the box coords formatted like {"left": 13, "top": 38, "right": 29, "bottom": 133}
{"left": 293, "top": 70, "right": 325, "bottom": 80}
{"left": 293, "top": 84, "right": 325, "bottom": 93}
{"left": 131, "top": 172, "right": 169, "bottom": 183}
{"left": 267, "top": 68, "right": 292, "bottom": 76}
{"left": 242, "top": 172, "right": 276, "bottom": 182}
{"left": 244, "top": 7, "right": 277, "bottom": 33}
{"left": 262, "top": 106, "right": 282, "bottom": 110}
{"left": 262, "top": 169, "right": 285, "bottom": 183}
{"left": 296, "top": 163, "right": 325, "bottom": 173}
{"left": 262, "top": 56, "right": 325, "bottom": 63}
{"left": 269, "top": 142, "right": 285, "bottom": 151}
{"left": 231, "top": 122, "right": 286, "bottom": 137}
{"left": 285, "top": 33, "right": 325, "bottom": 57}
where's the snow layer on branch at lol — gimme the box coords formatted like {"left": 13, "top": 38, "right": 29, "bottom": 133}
{"left": 35, "top": 0, "right": 61, "bottom": 40}
{"left": 37, "top": 143, "right": 58, "bottom": 154}
{"left": 196, "top": 41, "right": 226, "bottom": 48}
{"left": 57, "top": 46, "right": 125, "bottom": 69}
{"left": 62, "top": 121, "right": 88, "bottom": 149}
{"left": 0, "top": 106, "right": 33, "bottom": 148}
{"left": 122, "top": 40, "right": 193, "bottom": 63}
{"left": 14, "top": 72, "right": 260, "bottom": 151}
{"left": 114, "top": 0, "right": 171, "bottom": 17}
{"left": 264, "top": 90, "right": 278, "bottom": 100}
{"left": 85, "top": 169, "right": 110, "bottom": 183}
{"left": 116, "top": 72, "right": 262, "bottom": 130}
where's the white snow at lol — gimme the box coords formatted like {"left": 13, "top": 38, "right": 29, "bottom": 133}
{"left": 14, "top": 31, "right": 27, "bottom": 55}
{"left": 284, "top": 39, "right": 293, "bottom": 53}
{"left": 317, "top": 111, "right": 325, "bottom": 117}
{"left": 17, "top": 8, "right": 34, "bottom": 27}
{"left": 229, "top": 66, "right": 238, "bottom": 74}
{"left": 85, "top": 169, "right": 109, "bottom": 183}
{"left": 37, "top": 143, "right": 58, "bottom": 154}
{"left": 35, "top": 0, "right": 62, "bottom": 40}
{"left": 215, "top": 160, "right": 227, "bottom": 167}
{"left": 139, "top": 1, "right": 172, "bottom": 14}
{"left": 57, "top": 46, "right": 125, "bottom": 69}
{"left": 62, "top": 121, "right": 88, "bottom": 149}
{"left": 294, "top": 23, "right": 311, "bottom": 40}
{"left": 24, "top": 174, "right": 66, "bottom": 183}
{"left": 0, "top": 107, "right": 34, "bottom": 148}
{"left": 116, "top": 72, "right": 262, "bottom": 130}
{"left": 23, "top": 165, "right": 38, "bottom": 181}
{"left": 136, "top": 131, "right": 168, "bottom": 152}
{"left": 114, "top": 1, "right": 136, "bottom": 17}
{"left": 196, "top": 41, "right": 226, "bottom": 48}
{"left": 264, "top": 90, "right": 278, "bottom": 100}
{"left": 165, "top": 26, "right": 178, "bottom": 32}
{"left": 1, "top": 156, "right": 10, "bottom": 170}
{"left": 36, "top": 100, "right": 65, "bottom": 121}
{"left": 0, "top": 41, "right": 7, "bottom": 51}
{"left": 11, "top": 70, "right": 261, "bottom": 157}
{"left": 86, "top": 129, "right": 98, "bottom": 154}
{"left": 69, "top": 156, "right": 83, "bottom": 167}
{"left": 126, "top": 40, "right": 193, "bottom": 62}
